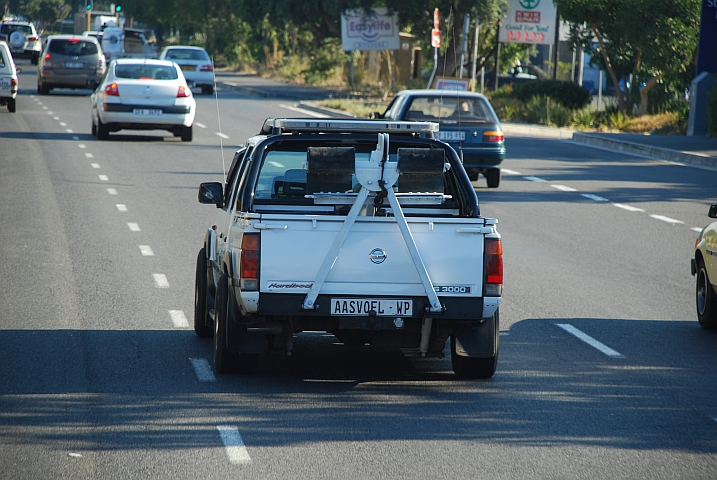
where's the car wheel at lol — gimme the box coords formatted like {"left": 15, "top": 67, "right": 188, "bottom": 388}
{"left": 467, "top": 170, "right": 479, "bottom": 182}
{"left": 202, "top": 85, "right": 214, "bottom": 95}
{"left": 194, "top": 248, "right": 214, "bottom": 338}
{"left": 39, "top": 82, "right": 50, "bottom": 95}
{"left": 7, "top": 98, "right": 15, "bottom": 113}
{"left": 31, "top": 53, "right": 38, "bottom": 65}
{"left": 696, "top": 259, "right": 717, "bottom": 329}
{"left": 214, "top": 272, "right": 258, "bottom": 374}
{"left": 451, "top": 309, "right": 499, "bottom": 379}
{"left": 486, "top": 168, "right": 501, "bottom": 188}
{"left": 97, "top": 117, "right": 110, "bottom": 140}
{"left": 91, "top": 119, "right": 97, "bottom": 136}
{"left": 181, "top": 125, "right": 193, "bottom": 142}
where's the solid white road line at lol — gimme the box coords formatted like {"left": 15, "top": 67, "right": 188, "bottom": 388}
{"left": 98, "top": 175, "right": 108, "bottom": 181}
{"left": 524, "top": 176, "right": 546, "bottom": 182}
{"left": 556, "top": 324, "right": 624, "bottom": 358}
{"left": 169, "top": 310, "right": 189, "bottom": 328}
{"left": 138, "top": 245, "right": 154, "bottom": 256}
{"left": 279, "top": 103, "right": 326, "bottom": 118}
{"left": 153, "top": 274, "right": 170, "bottom": 288}
{"left": 650, "top": 214, "right": 684, "bottom": 225}
{"left": 116, "top": 204, "right": 128, "bottom": 212}
{"left": 189, "top": 358, "right": 216, "bottom": 382}
{"left": 127, "top": 223, "right": 141, "bottom": 231}
{"left": 216, "top": 426, "right": 252, "bottom": 465}
{"left": 581, "top": 193, "right": 609, "bottom": 202}
{"left": 613, "top": 203, "right": 644, "bottom": 212}
{"left": 551, "top": 184, "right": 577, "bottom": 192}
{"left": 107, "top": 188, "right": 118, "bottom": 195}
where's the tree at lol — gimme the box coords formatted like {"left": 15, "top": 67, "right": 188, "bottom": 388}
{"left": 20, "top": 0, "right": 70, "bottom": 30}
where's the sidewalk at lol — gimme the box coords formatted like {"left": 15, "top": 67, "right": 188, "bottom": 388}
{"left": 214, "top": 71, "right": 717, "bottom": 171}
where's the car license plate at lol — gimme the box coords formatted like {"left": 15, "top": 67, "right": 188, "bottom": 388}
{"left": 0, "top": 78, "right": 9, "bottom": 89}
{"left": 180, "top": 65, "right": 195, "bottom": 71}
{"left": 64, "top": 62, "right": 84, "bottom": 69}
{"left": 132, "top": 109, "right": 163, "bottom": 116}
{"left": 435, "top": 131, "right": 466, "bottom": 141}
{"left": 330, "top": 298, "right": 412, "bottom": 316}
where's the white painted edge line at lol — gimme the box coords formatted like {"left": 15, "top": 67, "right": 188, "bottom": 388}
{"left": 98, "top": 174, "right": 108, "bottom": 181}
{"left": 551, "top": 184, "right": 577, "bottom": 192}
{"left": 195, "top": 122, "right": 207, "bottom": 129}
{"left": 613, "top": 203, "right": 644, "bottom": 212}
{"left": 153, "top": 274, "right": 170, "bottom": 288}
{"left": 170, "top": 310, "right": 189, "bottom": 328}
{"left": 107, "top": 188, "right": 118, "bottom": 195}
{"left": 215, "top": 132, "right": 230, "bottom": 139}
{"left": 138, "top": 245, "right": 154, "bottom": 256}
{"left": 501, "top": 168, "right": 521, "bottom": 175}
{"left": 556, "top": 324, "right": 625, "bottom": 358}
{"left": 650, "top": 214, "right": 684, "bottom": 225}
{"left": 524, "top": 176, "right": 546, "bottom": 182}
{"left": 189, "top": 358, "right": 216, "bottom": 382}
{"left": 217, "top": 426, "right": 252, "bottom": 465}
{"left": 116, "top": 204, "right": 128, "bottom": 212}
{"left": 581, "top": 193, "right": 609, "bottom": 202}
{"left": 127, "top": 222, "right": 141, "bottom": 231}
{"left": 279, "top": 103, "right": 327, "bottom": 118}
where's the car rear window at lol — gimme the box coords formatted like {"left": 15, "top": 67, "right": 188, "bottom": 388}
{"left": 164, "top": 49, "right": 209, "bottom": 61}
{"left": 405, "top": 96, "right": 499, "bottom": 124}
{"left": 49, "top": 39, "right": 98, "bottom": 56}
{"left": 1, "top": 24, "right": 34, "bottom": 35}
{"left": 115, "top": 64, "right": 179, "bottom": 80}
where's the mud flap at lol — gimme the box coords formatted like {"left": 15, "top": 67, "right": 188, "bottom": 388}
{"left": 227, "top": 288, "right": 266, "bottom": 355}
{"left": 453, "top": 310, "right": 499, "bottom": 358}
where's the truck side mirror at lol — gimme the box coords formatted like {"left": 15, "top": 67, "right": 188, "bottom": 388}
{"left": 709, "top": 204, "right": 717, "bottom": 219}
{"left": 198, "top": 182, "right": 223, "bottom": 206}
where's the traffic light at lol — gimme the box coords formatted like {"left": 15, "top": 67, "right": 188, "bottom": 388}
{"left": 115, "top": 5, "right": 122, "bottom": 13}
{"left": 85, "top": 0, "right": 93, "bottom": 10}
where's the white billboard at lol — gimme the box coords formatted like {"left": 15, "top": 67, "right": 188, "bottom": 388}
{"left": 341, "top": 8, "right": 400, "bottom": 51}
{"left": 499, "top": 0, "right": 557, "bottom": 45}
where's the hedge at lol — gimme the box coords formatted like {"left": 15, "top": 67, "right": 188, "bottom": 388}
{"left": 512, "top": 80, "right": 591, "bottom": 110}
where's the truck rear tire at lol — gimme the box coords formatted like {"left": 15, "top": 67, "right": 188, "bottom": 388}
{"left": 451, "top": 310, "right": 499, "bottom": 379}
{"left": 696, "top": 259, "right": 717, "bottom": 329}
{"left": 214, "top": 273, "right": 258, "bottom": 373}
{"left": 7, "top": 98, "right": 15, "bottom": 113}
{"left": 194, "top": 248, "right": 213, "bottom": 338}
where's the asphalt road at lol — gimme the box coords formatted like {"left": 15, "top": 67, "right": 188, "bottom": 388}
{"left": 2, "top": 61, "right": 717, "bottom": 479}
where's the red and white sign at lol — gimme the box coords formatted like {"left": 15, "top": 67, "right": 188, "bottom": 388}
{"left": 499, "top": 0, "right": 556, "bottom": 45}
{"left": 431, "top": 28, "right": 442, "bottom": 48}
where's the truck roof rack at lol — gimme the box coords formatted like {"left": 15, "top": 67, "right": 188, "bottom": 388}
{"left": 259, "top": 118, "right": 438, "bottom": 136}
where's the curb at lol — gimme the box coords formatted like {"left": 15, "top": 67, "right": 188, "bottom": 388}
{"left": 571, "top": 133, "right": 717, "bottom": 169}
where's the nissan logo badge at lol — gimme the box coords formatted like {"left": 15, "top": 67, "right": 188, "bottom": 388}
{"left": 369, "top": 248, "right": 387, "bottom": 264}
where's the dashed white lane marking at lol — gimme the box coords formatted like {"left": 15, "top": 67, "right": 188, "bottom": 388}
{"left": 91, "top": 163, "right": 100, "bottom": 168}
{"left": 127, "top": 222, "right": 141, "bottom": 231}
{"left": 524, "top": 176, "right": 546, "bottom": 182}
{"left": 116, "top": 204, "right": 128, "bottom": 212}
{"left": 217, "top": 426, "right": 252, "bottom": 465}
{"left": 189, "top": 358, "right": 216, "bottom": 382}
{"left": 650, "top": 214, "right": 684, "bottom": 225}
{"left": 153, "top": 273, "right": 170, "bottom": 288}
{"left": 279, "top": 103, "right": 326, "bottom": 118}
{"left": 170, "top": 310, "right": 189, "bottom": 328}
{"left": 692, "top": 227, "right": 704, "bottom": 232}
{"left": 53, "top": 116, "right": 59, "bottom": 120}
{"left": 42, "top": 106, "right": 48, "bottom": 110}
{"left": 85, "top": 153, "right": 94, "bottom": 158}
{"left": 78, "top": 144, "right": 86, "bottom": 149}
{"left": 582, "top": 193, "right": 609, "bottom": 202}
{"left": 501, "top": 169, "right": 522, "bottom": 175}
{"left": 66, "top": 129, "right": 73, "bottom": 133}
{"left": 138, "top": 245, "right": 154, "bottom": 256}
{"left": 613, "top": 203, "right": 644, "bottom": 212}
{"left": 98, "top": 175, "right": 108, "bottom": 181}
{"left": 107, "top": 188, "right": 118, "bottom": 195}
{"left": 195, "top": 122, "right": 206, "bottom": 128}
{"left": 556, "top": 324, "right": 624, "bottom": 358}
{"left": 215, "top": 132, "right": 229, "bottom": 139}
{"left": 59, "top": 122, "right": 67, "bottom": 126}
{"left": 46, "top": 111, "right": 52, "bottom": 115}
{"left": 551, "top": 184, "right": 577, "bottom": 192}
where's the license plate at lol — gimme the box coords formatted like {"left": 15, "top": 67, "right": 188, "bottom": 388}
{"left": 0, "top": 79, "right": 9, "bottom": 89}
{"left": 180, "top": 65, "right": 195, "bottom": 71}
{"left": 330, "top": 298, "right": 412, "bottom": 316}
{"left": 132, "top": 109, "right": 163, "bottom": 116}
{"left": 64, "top": 62, "right": 84, "bottom": 69}
{"left": 435, "top": 131, "right": 466, "bottom": 141}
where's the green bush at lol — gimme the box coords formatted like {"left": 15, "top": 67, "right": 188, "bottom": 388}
{"left": 512, "top": 80, "right": 591, "bottom": 110}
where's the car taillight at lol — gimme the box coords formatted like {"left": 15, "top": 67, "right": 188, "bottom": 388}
{"left": 482, "top": 130, "right": 504, "bottom": 143}
{"left": 28, "top": 36, "right": 38, "bottom": 41}
{"left": 10, "top": 78, "right": 17, "bottom": 93}
{"left": 484, "top": 237, "right": 503, "bottom": 296}
{"left": 199, "top": 64, "right": 213, "bottom": 72}
{"left": 240, "top": 233, "right": 259, "bottom": 290}
{"left": 68, "top": 38, "right": 80, "bottom": 43}
{"left": 43, "top": 52, "right": 51, "bottom": 67}
{"left": 105, "top": 83, "right": 119, "bottom": 96}
{"left": 177, "top": 85, "right": 192, "bottom": 97}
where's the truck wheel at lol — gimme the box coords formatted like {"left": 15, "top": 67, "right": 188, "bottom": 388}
{"left": 194, "top": 248, "right": 213, "bottom": 338}
{"left": 214, "top": 273, "right": 258, "bottom": 373}
{"left": 696, "top": 259, "right": 717, "bottom": 329}
{"left": 486, "top": 168, "right": 501, "bottom": 188}
{"left": 451, "top": 310, "right": 499, "bottom": 379}
{"left": 7, "top": 98, "right": 15, "bottom": 113}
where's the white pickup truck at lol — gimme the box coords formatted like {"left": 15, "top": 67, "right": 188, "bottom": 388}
{"left": 194, "top": 119, "right": 503, "bottom": 378}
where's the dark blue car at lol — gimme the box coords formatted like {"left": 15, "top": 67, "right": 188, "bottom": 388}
{"left": 379, "top": 90, "right": 506, "bottom": 188}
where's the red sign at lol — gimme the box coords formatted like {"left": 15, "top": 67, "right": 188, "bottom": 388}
{"left": 434, "top": 8, "right": 440, "bottom": 29}
{"left": 431, "top": 28, "right": 442, "bottom": 48}
{"left": 507, "top": 30, "right": 544, "bottom": 43}
{"left": 515, "top": 11, "right": 540, "bottom": 23}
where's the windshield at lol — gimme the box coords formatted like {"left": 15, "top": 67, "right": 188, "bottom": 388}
{"left": 404, "top": 96, "right": 499, "bottom": 125}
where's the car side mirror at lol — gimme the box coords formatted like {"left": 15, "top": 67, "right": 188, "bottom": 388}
{"left": 198, "top": 182, "right": 223, "bottom": 207}
{"left": 369, "top": 112, "right": 383, "bottom": 120}
{"left": 16, "top": 68, "right": 21, "bottom": 74}
{"left": 709, "top": 204, "right": 717, "bottom": 219}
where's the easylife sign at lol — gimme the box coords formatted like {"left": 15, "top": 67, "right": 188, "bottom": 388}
{"left": 499, "top": 0, "right": 557, "bottom": 45}
{"left": 341, "top": 8, "right": 400, "bottom": 51}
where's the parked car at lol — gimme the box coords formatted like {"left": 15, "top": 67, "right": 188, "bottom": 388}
{"left": 0, "top": 40, "right": 20, "bottom": 112}
{"left": 158, "top": 45, "right": 214, "bottom": 94}
{"left": 37, "top": 35, "right": 106, "bottom": 95}
{"left": 0, "top": 20, "right": 40, "bottom": 64}
{"left": 692, "top": 204, "right": 717, "bottom": 329}
{"left": 90, "top": 58, "right": 195, "bottom": 141}
{"left": 376, "top": 90, "right": 506, "bottom": 187}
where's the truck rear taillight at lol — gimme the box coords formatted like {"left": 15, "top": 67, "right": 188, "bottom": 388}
{"left": 483, "top": 130, "right": 504, "bottom": 143}
{"left": 484, "top": 237, "right": 503, "bottom": 296}
{"left": 240, "top": 233, "right": 260, "bottom": 290}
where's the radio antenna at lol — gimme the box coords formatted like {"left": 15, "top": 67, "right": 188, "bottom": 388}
{"left": 210, "top": 56, "right": 227, "bottom": 181}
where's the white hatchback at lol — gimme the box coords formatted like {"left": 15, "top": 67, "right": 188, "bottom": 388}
{"left": 90, "top": 58, "right": 196, "bottom": 141}
{"left": 159, "top": 46, "right": 214, "bottom": 94}
{"left": 0, "top": 41, "right": 20, "bottom": 112}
